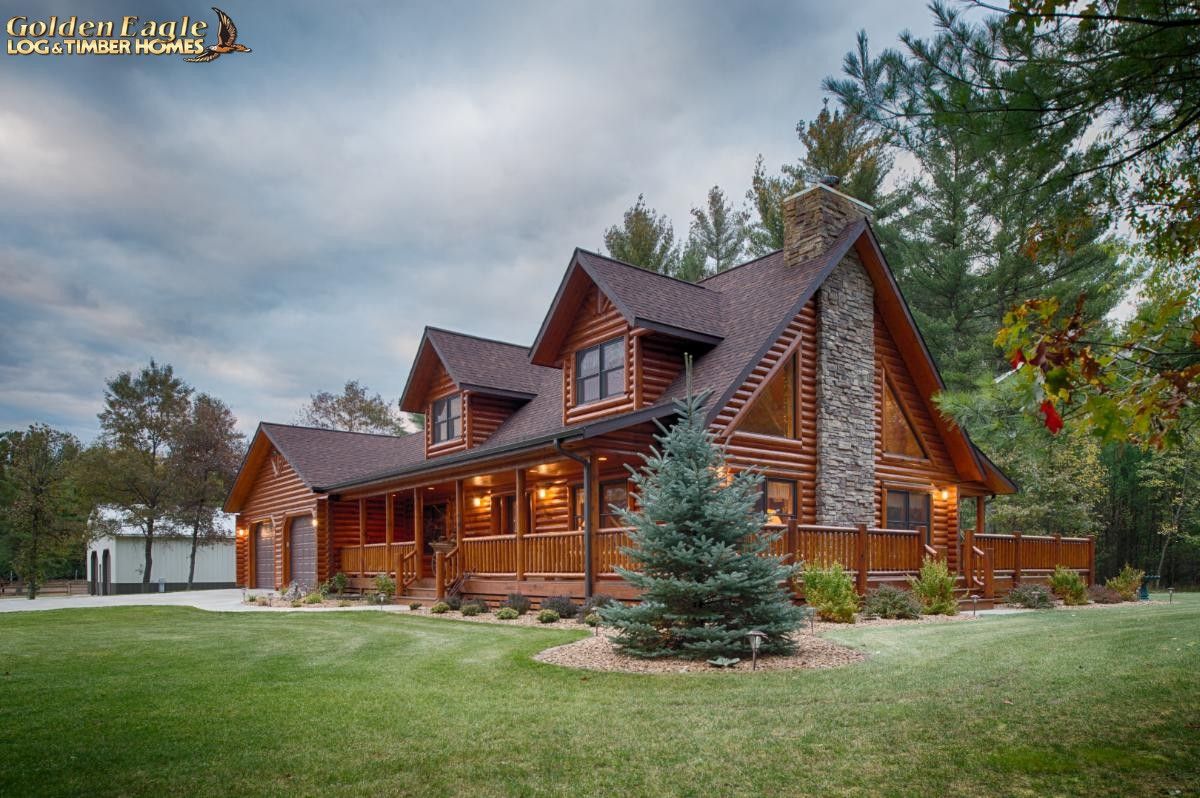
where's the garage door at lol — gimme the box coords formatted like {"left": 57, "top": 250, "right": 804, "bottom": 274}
{"left": 254, "top": 521, "right": 275, "bottom": 589}
{"left": 288, "top": 516, "right": 317, "bottom": 591}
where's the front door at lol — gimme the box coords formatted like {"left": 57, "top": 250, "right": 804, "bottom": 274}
{"left": 886, "top": 490, "right": 932, "bottom": 542}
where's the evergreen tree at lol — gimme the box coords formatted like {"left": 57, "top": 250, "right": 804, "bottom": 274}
{"left": 602, "top": 381, "right": 804, "bottom": 660}
{"left": 686, "top": 185, "right": 747, "bottom": 276}
{"left": 745, "top": 155, "right": 802, "bottom": 256}
{"left": 791, "top": 96, "right": 892, "bottom": 207}
{"left": 602, "top": 194, "right": 679, "bottom": 274}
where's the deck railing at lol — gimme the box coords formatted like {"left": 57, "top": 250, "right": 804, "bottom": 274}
{"left": 338, "top": 541, "right": 417, "bottom": 576}
{"left": 972, "top": 531, "right": 1093, "bottom": 584}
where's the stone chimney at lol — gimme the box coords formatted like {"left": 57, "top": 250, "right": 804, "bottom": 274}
{"left": 783, "top": 183, "right": 877, "bottom": 526}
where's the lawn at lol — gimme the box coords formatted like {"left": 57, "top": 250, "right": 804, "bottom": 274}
{"left": 1, "top": 597, "right": 1197, "bottom": 798}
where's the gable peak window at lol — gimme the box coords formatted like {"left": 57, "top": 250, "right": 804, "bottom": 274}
{"left": 882, "top": 380, "right": 927, "bottom": 459}
{"left": 431, "top": 394, "right": 462, "bottom": 444}
{"left": 738, "top": 354, "right": 796, "bottom": 439}
{"left": 576, "top": 337, "right": 625, "bottom": 405}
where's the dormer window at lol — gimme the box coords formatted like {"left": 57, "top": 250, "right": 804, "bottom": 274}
{"left": 431, "top": 394, "right": 462, "bottom": 444}
{"left": 576, "top": 337, "right": 625, "bottom": 404}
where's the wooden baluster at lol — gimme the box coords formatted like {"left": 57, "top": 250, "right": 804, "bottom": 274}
{"left": 358, "top": 498, "right": 367, "bottom": 578}
{"left": 983, "top": 548, "right": 995, "bottom": 599}
{"left": 856, "top": 524, "right": 869, "bottom": 595}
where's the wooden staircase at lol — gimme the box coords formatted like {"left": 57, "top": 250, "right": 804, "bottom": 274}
{"left": 397, "top": 577, "right": 440, "bottom": 605}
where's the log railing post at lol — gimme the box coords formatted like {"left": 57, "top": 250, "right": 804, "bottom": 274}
{"left": 384, "top": 492, "right": 395, "bottom": 578}
{"left": 856, "top": 524, "right": 869, "bottom": 595}
{"left": 982, "top": 548, "right": 995, "bottom": 599}
{"left": 963, "top": 527, "right": 975, "bottom": 581}
{"left": 358, "top": 498, "right": 367, "bottom": 578}
{"left": 413, "top": 490, "right": 424, "bottom": 580}
{"left": 786, "top": 518, "right": 799, "bottom": 565}
{"left": 515, "top": 468, "right": 527, "bottom": 582}
{"left": 1012, "top": 530, "right": 1023, "bottom": 586}
{"left": 1087, "top": 535, "right": 1096, "bottom": 586}
{"left": 434, "top": 548, "right": 446, "bottom": 599}
{"left": 1053, "top": 532, "right": 1063, "bottom": 568}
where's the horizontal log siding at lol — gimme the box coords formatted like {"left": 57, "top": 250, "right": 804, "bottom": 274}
{"left": 561, "top": 285, "right": 634, "bottom": 425}
{"left": 533, "top": 482, "right": 571, "bottom": 534}
{"left": 468, "top": 394, "right": 519, "bottom": 448}
{"left": 713, "top": 299, "right": 818, "bottom": 524}
{"left": 424, "top": 360, "right": 466, "bottom": 457}
{"left": 874, "top": 308, "right": 961, "bottom": 570}
{"left": 238, "top": 444, "right": 318, "bottom": 590}
{"left": 636, "top": 333, "right": 685, "bottom": 408}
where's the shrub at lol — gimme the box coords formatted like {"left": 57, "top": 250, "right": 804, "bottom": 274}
{"left": 861, "top": 585, "right": 921, "bottom": 620}
{"left": 581, "top": 593, "right": 616, "bottom": 616}
{"left": 460, "top": 598, "right": 488, "bottom": 616}
{"left": 374, "top": 574, "right": 396, "bottom": 598}
{"left": 444, "top": 594, "right": 463, "bottom": 611}
{"left": 501, "top": 593, "right": 531, "bottom": 615}
{"left": 802, "top": 562, "right": 858, "bottom": 623}
{"left": 1007, "top": 583, "right": 1054, "bottom": 609}
{"left": 908, "top": 557, "right": 959, "bottom": 615}
{"left": 328, "top": 572, "right": 349, "bottom": 595}
{"left": 537, "top": 609, "right": 560, "bottom": 624}
{"left": 255, "top": 595, "right": 270, "bottom": 607}
{"left": 1050, "top": 566, "right": 1088, "bottom": 605}
{"left": 495, "top": 607, "right": 519, "bottom": 620}
{"left": 290, "top": 599, "right": 303, "bottom": 608}
{"left": 1088, "top": 584, "right": 1123, "bottom": 604}
{"left": 408, "top": 601, "right": 422, "bottom": 610}
{"left": 429, "top": 601, "right": 450, "bottom": 614}
{"left": 1107, "top": 564, "right": 1144, "bottom": 602}
{"left": 303, "top": 591, "right": 324, "bottom": 605}
{"left": 540, "top": 595, "right": 579, "bottom": 619}
{"left": 583, "top": 612, "right": 602, "bottom": 627}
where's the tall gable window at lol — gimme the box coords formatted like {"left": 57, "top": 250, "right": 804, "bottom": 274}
{"left": 882, "top": 381, "right": 927, "bottom": 459}
{"left": 576, "top": 337, "right": 625, "bottom": 404}
{"left": 431, "top": 394, "right": 462, "bottom": 444}
{"left": 739, "top": 354, "right": 796, "bottom": 438}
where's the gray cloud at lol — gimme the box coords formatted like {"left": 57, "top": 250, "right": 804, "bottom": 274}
{"left": 0, "top": 0, "right": 932, "bottom": 440}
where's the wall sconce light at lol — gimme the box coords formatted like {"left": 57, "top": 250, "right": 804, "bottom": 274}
{"left": 472, "top": 496, "right": 482, "bottom": 508}
{"left": 236, "top": 528, "right": 247, "bottom": 538}
{"left": 940, "top": 488, "right": 950, "bottom": 501}
{"left": 537, "top": 488, "right": 548, "bottom": 500}
{"left": 598, "top": 456, "right": 608, "bottom": 462}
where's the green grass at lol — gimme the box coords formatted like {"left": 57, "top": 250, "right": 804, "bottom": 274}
{"left": 1, "top": 597, "right": 1197, "bottom": 798}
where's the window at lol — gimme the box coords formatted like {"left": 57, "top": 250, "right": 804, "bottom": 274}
{"left": 431, "top": 394, "right": 461, "bottom": 444}
{"left": 882, "top": 381, "right": 927, "bottom": 459}
{"left": 886, "top": 490, "right": 931, "bottom": 540}
{"left": 739, "top": 355, "right": 796, "bottom": 438}
{"left": 575, "top": 337, "right": 625, "bottom": 405}
{"left": 756, "top": 479, "right": 797, "bottom": 524}
{"left": 570, "top": 480, "right": 630, "bottom": 528}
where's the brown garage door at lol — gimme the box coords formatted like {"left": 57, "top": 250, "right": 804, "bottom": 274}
{"left": 288, "top": 516, "right": 317, "bottom": 591}
{"left": 254, "top": 521, "right": 275, "bottom": 589}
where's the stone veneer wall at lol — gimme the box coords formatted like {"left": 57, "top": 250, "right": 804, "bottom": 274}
{"left": 814, "top": 250, "right": 876, "bottom": 526}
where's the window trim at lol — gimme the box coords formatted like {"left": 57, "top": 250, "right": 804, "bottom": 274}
{"left": 736, "top": 352, "right": 798, "bottom": 441}
{"left": 574, "top": 336, "right": 626, "bottom": 406}
{"left": 884, "top": 488, "right": 932, "bottom": 542}
{"left": 430, "top": 393, "right": 462, "bottom": 445}
{"left": 880, "top": 374, "right": 929, "bottom": 461}
{"left": 758, "top": 478, "right": 798, "bottom": 524}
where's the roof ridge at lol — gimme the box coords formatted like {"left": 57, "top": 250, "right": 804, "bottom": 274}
{"left": 574, "top": 247, "right": 716, "bottom": 292}
{"left": 697, "top": 249, "right": 783, "bottom": 284}
{"left": 425, "top": 326, "right": 531, "bottom": 351}
{"left": 261, "top": 421, "right": 413, "bottom": 440}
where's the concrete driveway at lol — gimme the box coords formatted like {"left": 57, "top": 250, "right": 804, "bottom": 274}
{"left": 0, "top": 588, "right": 410, "bottom": 614}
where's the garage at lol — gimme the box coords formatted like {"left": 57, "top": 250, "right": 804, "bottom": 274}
{"left": 253, "top": 521, "right": 275, "bottom": 589}
{"left": 288, "top": 516, "right": 317, "bottom": 591}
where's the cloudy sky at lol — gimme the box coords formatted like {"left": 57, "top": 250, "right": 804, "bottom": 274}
{"left": 1, "top": 0, "right": 935, "bottom": 440}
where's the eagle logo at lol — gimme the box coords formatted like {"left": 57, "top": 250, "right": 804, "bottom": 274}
{"left": 184, "top": 7, "right": 251, "bottom": 62}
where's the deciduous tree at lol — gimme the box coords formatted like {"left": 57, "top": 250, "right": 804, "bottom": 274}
{"left": 602, "top": 194, "right": 679, "bottom": 274}
{"left": 297, "top": 380, "right": 409, "bottom": 435}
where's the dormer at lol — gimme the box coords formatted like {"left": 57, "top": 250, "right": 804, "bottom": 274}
{"left": 399, "top": 328, "right": 547, "bottom": 457}
{"left": 529, "top": 249, "right": 725, "bottom": 426}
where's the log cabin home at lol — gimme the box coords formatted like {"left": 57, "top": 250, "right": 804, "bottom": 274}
{"left": 224, "top": 183, "right": 1095, "bottom": 606}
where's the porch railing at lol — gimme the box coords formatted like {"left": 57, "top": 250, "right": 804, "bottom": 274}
{"left": 338, "top": 541, "right": 417, "bottom": 577}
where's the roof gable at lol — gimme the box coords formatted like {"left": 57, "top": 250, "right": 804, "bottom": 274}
{"left": 400, "top": 327, "right": 552, "bottom": 412}
{"left": 529, "top": 249, "right": 724, "bottom": 366}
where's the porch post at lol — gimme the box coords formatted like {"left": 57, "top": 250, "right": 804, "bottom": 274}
{"left": 1012, "top": 530, "right": 1023, "bottom": 586}
{"left": 358, "top": 498, "right": 366, "bottom": 578}
{"left": 454, "top": 480, "right": 464, "bottom": 547}
{"left": 413, "top": 489, "right": 424, "bottom": 580}
{"left": 585, "top": 454, "right": 599, "bottom": 598}
{"left": 384, "top": 492, "right": 394, "bottom": 577}
{"left": 855, "top": 523, "right": 869, "bottom": 595}
{"left": 515, "top": 467, "right": 527, "bottom": 582}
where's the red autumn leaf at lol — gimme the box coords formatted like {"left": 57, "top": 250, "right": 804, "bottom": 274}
{"left": 1010, "top": 350, "right": 1025, "bottom": 369}
{"left": 1040, "top": 400, "right": 1064, "bottom": 434}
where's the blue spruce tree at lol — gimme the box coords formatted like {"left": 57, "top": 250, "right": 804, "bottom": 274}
{"left": 601, "top": 380, "right": 804, "bottom": 659}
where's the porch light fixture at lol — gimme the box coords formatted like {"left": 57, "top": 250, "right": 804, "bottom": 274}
{"left": 472, "top": 496, "right": 482, "bottom": 508}
{"left": 1168, "top": 587, "right": 1174, "bottom": 603}
{"left": 537, "top": 488, "right": 548, "bottom": 500}
{"left": 598, "top": 456, "right": 608, "bottom": 462}
{"left": 746, "top": 630, "right": 767, "bottom": 671}
{"left": 236, "top": 527, "right": 246, "bottom": 538}
{"left": 940, "top": 488, "right": 950, "bottom": 501}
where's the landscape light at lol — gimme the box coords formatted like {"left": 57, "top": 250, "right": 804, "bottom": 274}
{"left": 970, "top": 594, "right": 980, "bottom": 617}
{"left": 746, "top": 630, "right": 767, "bottom": 671}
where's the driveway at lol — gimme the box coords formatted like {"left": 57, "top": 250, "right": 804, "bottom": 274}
{"left": 0, "top": 589, "right": 410, "bottom": 614}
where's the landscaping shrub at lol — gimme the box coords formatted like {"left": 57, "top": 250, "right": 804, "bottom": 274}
{"left": 540, "top": 595, "right": 579, "bottom": 619}
{"left": 460, "top": 598, "right": 489, "bottom": 616}
{"left": 501, "top": 593, "right": 531, "bottom": 615}
{"left": 495, "top": 607, "right": 519, "bottom": 620}
{"left": 908, "top": 557, "right": 959, "bottom": 615}
{"left": 802, "top": 562, "right": 859, "bottom": 623}
{"left": 290, "top": 599, "right": 303, "bottom": 608}
{"left": 328, "top": 572, "right": 349, "bottom": 596}
{"left": 408, "top": 601, "right": 422, "bottom": 610}
{"left": 1006, "top": 583, "right": 1054, "bottom": 609}
{"left": 537, "top": 609, "right": 560, "bottom": 624}
{"left": 1088, "top": 584, "right": 1123, "bottom": 604}
{"left": 1107, "top": 564, "right": 1145, "bottom": 601}
{"left": 445, "top": 594, "right": 463, "bottom": 611}
{"left": 583, "top": 613, "right": 601, "bottom": 627}
{"left": 581, "top": 593, "right": 615, "bottom": 616}
{"left": 374, "top": 574, "right": 396, "bottom": 599}
{"left": 861, "top": 585, "right": 921, "bottom": 620}
{"left": 255, "top": 595, "right": 270, "bottom": 607}
{"left": 1050, "top": 566, "right": 1088, "bottom": 605}
{"left": 302, "top": 591, "right": 324, "bottom": 605}
{"left": 429, "top": 601, "right": 450, "bottom": 614}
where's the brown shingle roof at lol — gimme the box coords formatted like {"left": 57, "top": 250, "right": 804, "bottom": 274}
{"left": 424, "top": 328, "right": 552, "bottom": 397}
{"left": 260, "top": 423, "right": 424, "bottom": 489}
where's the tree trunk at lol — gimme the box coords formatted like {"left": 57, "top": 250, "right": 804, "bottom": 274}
{"left": 142, "top": 517, "right": 154, "bottom": 585}
{"left": 188, "top": 519, "right": 200, "bottom": 590}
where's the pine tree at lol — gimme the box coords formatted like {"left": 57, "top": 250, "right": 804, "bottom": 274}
{"left": 602, "top": 194, "right": 679, "bottom": 274}
{"left": 601, "top": 379, "right": 804, "bottom": 659}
